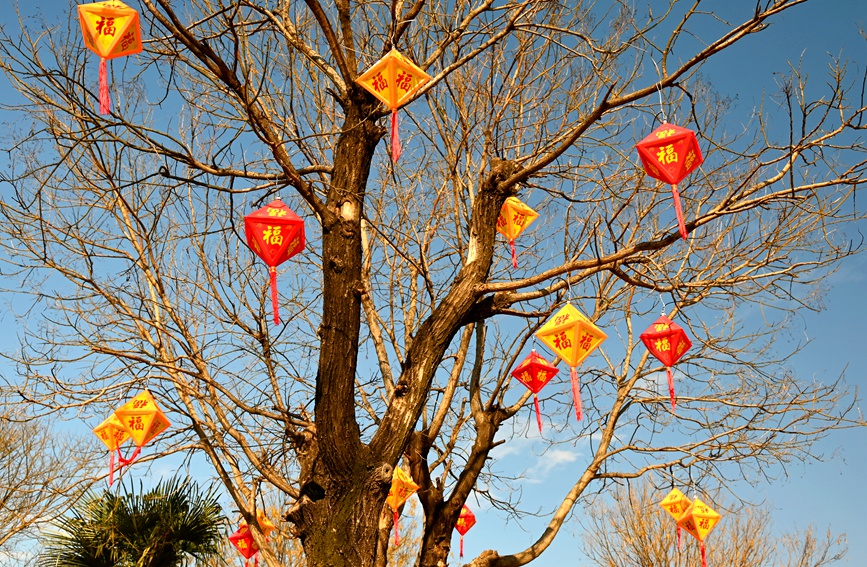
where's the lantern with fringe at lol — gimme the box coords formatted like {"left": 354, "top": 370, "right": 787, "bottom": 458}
{"left": 535, "top": 304, "right": 607, "bottom": 421}
{"left": 386, "top": 467, "right": 419, "bottom": 545}
{"left": 244, "top": 199, "right": 305, "bottom": 325}
{"left": 113, "top": 389, "right": 171, "bottom": 467}
{"left": 640, "top": 313, "right": 692, "bottom": 412}
{"left": 677, "top": 498, "right": 722, "bottom": 567}
{"left": 497, "top": 197, "right": 539, "bottom": 268}
{"left": 454, "top": 505, "right": 476, "bottom": 558}
{"left": 356, "top": 48, "right": 431, "bottom": 161}
{"left": 93, "top": 413, "right": 131, "bottom": 485}
{"left": 78, "top": 1, "right": 143, "bottom": 114}
{"left": 229, "top": 524, "right": 259, "bottom": 567}
{"left": 659, "top": 487, "right": 692, "bottom": 551}
{"left": 635, "top": 123, "right": 703, "bottom": 239}
{"left": 511, "top": 350, "right": 559, "bottom": 433}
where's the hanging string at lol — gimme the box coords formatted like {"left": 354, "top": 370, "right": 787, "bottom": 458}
{"left": 647, "top": 56, "right": 668, "bottom": 123}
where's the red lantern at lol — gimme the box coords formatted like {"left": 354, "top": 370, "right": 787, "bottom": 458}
{"left": 244, "top": 199, "right": 305, "bottom": 325}
{"left": 78, "top": 1, "right": 143, "bottom": 114}
{"left": 639, "top": 314, "right": 692, "bottom": 412}
{"left": 635, "top": 123, "right": 704, "bottom": 239}
{"left": 454, "top": 505, "right": 476, "bottom": 558}
{"left": 511, "top": 350, "right": 559, "bottom": 433}
{"left": 229, "top": 524, "right": 260, "bottom": 567}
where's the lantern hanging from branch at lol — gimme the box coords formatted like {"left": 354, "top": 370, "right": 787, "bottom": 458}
{"left": 229, "top": 524, "right": 259, "bottom": 567}
{"left": 511, "top": 350, "right": 559, "bottom": 433}
{"left": 244, "top": 199, "right": 306, "bottom": 326}
{"left": 677, "top": 498, "right": 722, "bottom": 567}
{"left": 77, "top": 1, "right": 143, "bottom": 115}
{"left": 635, "top": 123, "right": 704, "bottom": 239}
{"left": 659, "top": 487, "right": 692, "bottom": 551}
{"left": 356, "top": 48, "right": 431, "bottom": 161}
{"left": 93, "top": 413, "right": 131, "bottom": 486}
{"left": 454, "top": 505, "right": 476, "bottom": 558}
{"left": 386, "top": 466, "right": 420, "bottom": 545}
{"left": 640, "top": 314, "right": 692, "bottom": 413}
{"left": 254, "top": 509, "right": 277, "bottom": 538}
{"left": 497, "top": 197, "right": 539, "bottom": 269}
{"left": 535, "top": 304, "right": 607, "bottom": 421}
{"left": 113, "top": 389, "right": 171, "bottom": 467}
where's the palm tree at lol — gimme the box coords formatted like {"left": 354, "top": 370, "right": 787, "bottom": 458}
{"left": 39, "top": 476, "right": 227, "bottom": 567}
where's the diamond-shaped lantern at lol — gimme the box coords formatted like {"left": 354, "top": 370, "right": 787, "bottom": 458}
{"left": 254, "top": 509, "right": 276, "bottom": 538}
{"left": 659, "top": 488, "right": 692, "bottom": 551}
{"left": 386, "top": 467, "right": 419, "bottom": 546}
{"left": 356, "top": 48, "right": 431, "bottom": 161}
{"left": 244, "top": 199, "right": 305, "bottom": 326}
{"left": 113, "top": 389, "right": 171, "bottom": 466}
{"left": 635, "top": 123, "right": 704, "bottom": 239}
{"left": 640, "top": 314, "right": 692, "bottom": 413}
{"left": 677, "top": 498, "right": 722, "bottom": 567}
{"left": 78, "top": 1, "right": 143, "bottom": 114}
{"left": 535, "top": 304, "right": 607, "bottom": 421}
{"left": 93, "top": 413, "right": 131, "bottom": 486}
{"left": 454, "top": 505, "right": 476, "bottom": 558}
{"left": 497, "top": 197, "right": 539, "bottom": 269}
{"left": 229, "top": 523, "right": 259, "bottom": 567}
{"left": 511, "top": 350, "right": 559, "bottom": 433}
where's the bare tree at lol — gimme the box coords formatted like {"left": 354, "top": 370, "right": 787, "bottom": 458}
{"left": 0, "top": 1, "right": 864, "bottom": 567}
{"left": 580, "top": 477, "right": 847, "bottom": 567}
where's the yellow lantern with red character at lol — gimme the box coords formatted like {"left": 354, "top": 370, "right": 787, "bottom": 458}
{"left": 659, "top": 487, "right": 692, "bottom": 551}
{"left": 497, "top": 197, "right": 539, "bottom": 269}
{"left": 386, "top": 466, "right": 419, "bottom": 545}
{"left": 535, "top": 304, "right": 607, "bottom": 421}
{"left": 93, "top": 413, "right": 131, "bottom": 485}
{"left": 356, "top": 49, "right": 431, "bottom": 161}
{"left": 677, "top": 498, "right": 722, "bottom": 567}
{"left": 77, "top": 1, "right": 143, "bottom": 114}
{"left": 113, "top": 389, "right": 171, "bottom": 466}
{"left": 635, "top": 123, "right": 703, "bottom": 239}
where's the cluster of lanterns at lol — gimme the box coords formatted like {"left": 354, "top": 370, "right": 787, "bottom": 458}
{"left": 79, "top": 1, "right": 719, "bottom": 561}
{"left": 229, "top": 509, "right": 278, "bottom": 567}
{"left": 660, "top": 488, "right": 722, "bottom": 567}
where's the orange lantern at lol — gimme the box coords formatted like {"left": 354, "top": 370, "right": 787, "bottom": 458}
{"left": 244, "top": 199, "right": 305, "bottom": 325}
{"left": 454, "top": 505, "right": 476, "bottom": 558}
{"left": 356, "top": 48, "right": 431, "bottom": 161}
{"left": 254, "top": 509, "right": 276, "bottom": 538}
{"left": 93, "top": 413, "right": 131, "bottom": 485}
{"left": 511, "top": 350, "right": 559, "bottom": 433}
{"left": 640, "top": 314, "right": 692, "bottom": 413}
{"left": 113, "top": 389, "right": 171, "bottom": 466}
{"left": 535, "top": 304, "right": 607, "bottom": 421}
{"left": 77, "top": 1, "right": 143, "bottom": 115}
{"left": 659, "top": 487, "right": 692, "bottom": 551}
{"left": 497, "top": 197, "right": 539, "bottom": 269}
{"left": 677, "top": 498, "right": 722, "bottom": 567}
{"left": 635, "top": 123, "right": 703, "bottom": 239}
{"left": 386, "top": 466, "right": 419, "bottom": 545}
{"left": 229, "top": 523, "right": 259, "bottom": 567}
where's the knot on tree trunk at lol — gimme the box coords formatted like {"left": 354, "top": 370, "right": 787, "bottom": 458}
{"left": 368, "top": 462, "right": 394, "bottom": 488}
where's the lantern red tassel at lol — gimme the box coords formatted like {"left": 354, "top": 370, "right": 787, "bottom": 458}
{"left": 393, "top": 509, "right": 400, "bottom": 545}
{"left": 391, "top": 110, "right": 401, "bottom": 162}
{"left": 701, "top": 541, "right": 707, "bottom": 567}
{"left": 532, "top": 394, "right": 543, "bottom": 434}
{"left": 460, "top": 534, "right": 465, "bottom": 558}
{"left": 570, "top": 367, "right": 583, "bottom": 421}
{"left": 671, "top": 184, "right": 688, "bottom": 239}
{"left": 99, "top": 58, "right": 110, "bottom": 114}
{"left": 666, "top": 367, "right": 676, "bottom": 412}
{"left": 269, "top": 266, "right": 280, "bottom": 325}
{"left": 509, "top": 240, "right": 518, "bottom": 268}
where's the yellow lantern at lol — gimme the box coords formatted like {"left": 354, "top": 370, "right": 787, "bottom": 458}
{"left": 77, "top": 1, "right": 143, "bottom": 114}
{"left": 356, "top": 48, "right": 431, "bottom": 161}
{"left": 497, "top": 197, "right": 539, "bottom": 269}
{"left": 659, "top": 488, "right": 692, "bottom": 550}
{"left": 677, "top": 498, "right": 722, "bottom": 567}
{"left": 113, "top": 389, "right": 171, "bottom": 463}
{"left": 93, "top": 413, "right": 131, "bottom": 485}
{"left": 386, "top": 466, "right": 420, "bottom": 545}
{"left": 254, "top": 509, "right": 277, "bottom": 538}
{"left": 535, "top": 304, "right": 607, "bottom": 421}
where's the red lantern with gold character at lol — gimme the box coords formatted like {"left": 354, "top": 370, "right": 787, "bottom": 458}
{"left": 659, "top": 487, "right": 692, "bottom": 551}
{"left": 356, "top": 49, "right": 431, "bottom": 161}
{"left": 635, "top": 123, "right": 703, "bottom": 239}
{"left": 113, "top": 390, "right": 171, "bottom": 468}
{"left": 454, "top": 505, "right": 476, "bottom": 558}
{"left": 386, "top": 466, "right": 420, "bottom": 545}
{"left": 640, "top": 314, "right": 692, "bottom": 412}
{"left": 535, "top": 304, "right": 607, "bottom": 421}
{"left": 511, "top": 350, "right": 559, "bottom": 433}
{"left": 229, "top": 523, "right": 259, "bottom": 567}
{"left": 497, "top": 197, "right": 539, "bottom": 269}
{"left": 677, "top": 498, "right": 722, "bottom": 567}
{"left": 244, "top": 199, "right": 305, "bottom": 325}
{"left": 93, "top": 413, "right": 131, "bottom": 486}
{"left": 78, "top": 1, "right": 143, "bottom": 114}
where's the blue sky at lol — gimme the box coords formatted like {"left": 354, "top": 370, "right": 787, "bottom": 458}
{"left": 0, "top": 0, "right": 864, "bottom": 565}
